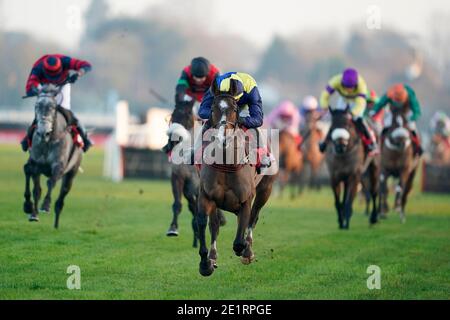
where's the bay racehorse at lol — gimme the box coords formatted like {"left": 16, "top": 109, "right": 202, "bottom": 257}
{"left": 165, "top": 100, "right": 225, "bottom": 247}
{"left": 278, "top": 129, "right": 303, "bottom": 198}
{"left": 23, "top": 83, "right": 83, "bottom": 228}
{"left": 325, "top": 108, "right": 367, "bottom": 229}
{"left": 196, "top": 79, "right": 277, "bottom": 276}
{"left": 379, "top": 111, "right": 419, "bottom": 223}
{"left": 300, "top": 110, "right": 325, "bottom": 190}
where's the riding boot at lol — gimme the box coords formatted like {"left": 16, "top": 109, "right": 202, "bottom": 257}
{"left": 319, "top": 129, "right": 332, "bottom": 153}
{"left": 20, "top": 119, "right": 37, "bottom": 152}
{"left": 57, "top": 106, "right": 93, "bottom": 152}
{"left": 410, "top": 130, "right": 423, "bottom": 156}
{"left": 353, "top": 117, "right": 378, "bottom": 155}
{"left": 252, "top": 127, "right": 271, "bottom": 169}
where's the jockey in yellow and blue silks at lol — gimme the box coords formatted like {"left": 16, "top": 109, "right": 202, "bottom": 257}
{"left": 198, "top": 72, "right": 271, "bottom": 168}
{"left": 319, "top": 68, "right": 378, "bottom": 155}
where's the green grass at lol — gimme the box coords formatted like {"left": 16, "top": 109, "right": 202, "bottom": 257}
{"left": 0, "top": 144, "right": 449, "bottom": 299}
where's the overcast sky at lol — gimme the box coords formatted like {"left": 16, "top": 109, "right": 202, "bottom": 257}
{"left": 1, "top": 0, "right": 449, "bottom": 49}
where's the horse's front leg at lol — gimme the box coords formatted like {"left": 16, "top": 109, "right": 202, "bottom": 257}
{"left": 167, "top": 174, "right": 183, "bottom": 237}
{"left": 233, "top": 200, "right": 252, "bottom": 257}
{"left": 197, "top": 191, "right": 216, "bottom": 277}
{"left": 332, "top": 181, "right": 344, "bottom": 229}
{"left": 208, "top": 210, "right": 221, "bottom": 268}
{"left": 23, "top": 162, "right": 33, "bottom": 215}
{"left": 343, "top": 175, "right": 358, "bottom": 230}
{"left": 30, "top": 174, "right": 41, "bottom": 222}
{"left": 379, "top": 172, "right": 389, "bottom": 218}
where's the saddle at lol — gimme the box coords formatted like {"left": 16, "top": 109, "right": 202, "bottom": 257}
{"left": 28, "top": 124, "right": 84, "bottom": 149}
{"left": 196, "top": 127, "right": 270, "bottom": 173}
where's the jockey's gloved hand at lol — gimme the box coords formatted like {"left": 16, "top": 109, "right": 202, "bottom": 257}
{"left": 28, "top": 84, "right": 42, "bottom": 97}
{"left": 237, "top": 117, "right": 247, "bottom": 126}
{"left": 68, "top": 73, "right": 79, "bottom": 84}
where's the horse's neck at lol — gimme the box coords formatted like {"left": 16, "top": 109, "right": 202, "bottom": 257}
{"left": 54, "top": 112, "right": 69, "bottom": 135}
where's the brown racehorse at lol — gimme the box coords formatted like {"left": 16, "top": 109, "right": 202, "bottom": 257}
{"left": 325, "top": 109, "right": 371, "bottom": 229}
{"left": 360, "top": 118, "right": 381, "bottom": 221}
{"left": 429, "top": 134, "right": 450, "bottom": 165}
{"left": 165, "top": 100, "right": 225, "bottom": 246}
{"left": 278, "top": 130, "right": 303, "bottom": 198}
{"left": 196, "top": 79, "right": 277, "bottom": 276}
{"left": 300, "top": 110, "right": 325, "bottom": 190}
{"left": 379, "top": 111, "right": 419, "bottom": 223}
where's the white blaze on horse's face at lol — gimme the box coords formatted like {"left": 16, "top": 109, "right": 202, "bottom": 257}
{"left": 331, "top": 128, "right": 350, "bottom": 142}
{"left": 219, "top": 99, "right": 229, "bottom": 112}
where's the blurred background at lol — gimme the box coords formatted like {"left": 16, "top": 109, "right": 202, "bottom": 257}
{"left": 0, "top": 0, "right": 449, "bottom": 116}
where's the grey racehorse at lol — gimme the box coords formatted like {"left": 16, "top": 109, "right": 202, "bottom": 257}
{"left": 23, "top": 84, "right": 83, "bottom": 228}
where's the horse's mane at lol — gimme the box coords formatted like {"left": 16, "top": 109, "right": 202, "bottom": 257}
{"left": 171, "top": 101, "right": 195, "bottom": 129}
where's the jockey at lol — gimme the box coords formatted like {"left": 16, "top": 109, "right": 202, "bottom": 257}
{"left": 163, "top": 57, "right": 220, "bottom": 154}
{"left": 431, "top": 111, "right": 450, "bottom": 138}
{"left": 198, "top": 72, "right": 271, "bottom": 169}
{"left": 299, "top": 95, "right": 320, "bottom": 126}
{"left": 21, "top": 54, "right": 92, "bottom": 152}
{"left": 174, "top": 57, "right": 220, "bottom": 105}
{"left": 370, "top": 83, "right": 423, "bottom": 155}
{"left": 266, "top": 100, "right": 300, "bottom": 138}
{"left": 364, "top": 89, "right": 383, "bottom": 135}
{"left": 319, "top": 68, "right": 378, "bottom": 155}
{"left": 300, "top": 95, "right": 319, "bottom": 115}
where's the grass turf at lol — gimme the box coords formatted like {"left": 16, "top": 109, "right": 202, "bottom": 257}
{"left": 0, "top": 144, "right": 448, "bottom": 299}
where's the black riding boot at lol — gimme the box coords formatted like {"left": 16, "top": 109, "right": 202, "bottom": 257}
{"left": 20, "top": 119, "right": 37, "bottom": 152}
{"left": 411, "top": 130, "right": 423, "bottom": 156}
{"left": 353, "top": 118, "right": 377, "bottom": 153}
{"left": 57, "top": 106, "right": 92, "bottom": 152}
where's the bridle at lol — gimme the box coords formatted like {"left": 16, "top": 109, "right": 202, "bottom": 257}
{"left": 212, "top": 93, "right": 239, "bottom": 130}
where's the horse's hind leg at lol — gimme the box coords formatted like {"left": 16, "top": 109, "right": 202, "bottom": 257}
{"left": 40, "top": 179, "right": 52, "bottom": 213}
{"left": 23, "top": 162, "right": 33, "bottom": 215}
{"left": 30, "top": 174, "right": 41, "bottom": 222}
{"left": 233, "top": 200, "right": 252, "bottom": 257}
{"left": 183, "top": 178, "right": 199, "bottom": 247}
{"left": 197, "top": 190, "right": 216, "bottom": 277}
{"left": 54, "top": 167, "right": 78, "bottom": 229}
{"left": 241, "top": 175, "right": 275, "bottom": 265}
{"left": 400, "top": 169, "right": 416, "bottom": 224}
{"left": 208, "top": 210, "right": 221, "bottom": 268}
{"left": 167, "top": 174, "right": 183, "bottom": 236}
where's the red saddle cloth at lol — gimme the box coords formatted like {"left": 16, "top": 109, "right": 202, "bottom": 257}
{"left": 28, "top": 125, "right": 84, "bottom": 149}
{"left": 294, "top": 133, "right": 303, "bottom": 148}
{"left": 195, "top": 127, "right": 271, "bottom": 172}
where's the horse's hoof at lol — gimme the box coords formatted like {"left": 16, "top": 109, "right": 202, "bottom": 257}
{"left": 233, "top": 243, "right": 247, "bottom": 257}
{"left": 39, "top": 208, "right": 50, "bottom": 214}
{"left": 210, "top": 259, "right": 218, "bottom": 269}
{"left": 199, "top": 260, "right": 215, "bottom": 277}
{"left": 166, "top": 228, "right": 179, "bottom": 237}
{"left": 28, "top": 215, "right": 39, "bottom": 222}
{"left": 23, "top": 202, "right": 33, "bottom": 214}
{"left": 240, "top": 254, "right": 255, "bottom": 265}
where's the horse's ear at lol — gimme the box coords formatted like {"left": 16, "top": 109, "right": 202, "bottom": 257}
{"left": 229, "top": 79, "right": 238, "bottom": 97}
{"left": 211, "top": 75, "right": 220, "bottom": 96}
